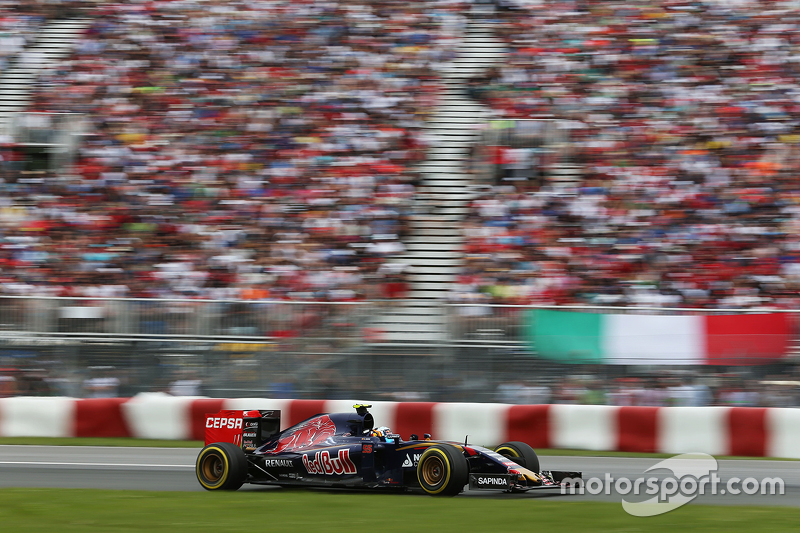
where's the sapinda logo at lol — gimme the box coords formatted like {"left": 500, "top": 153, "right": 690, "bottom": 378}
{"left": 206, "top": 417, "right": 243, "bottom": 429}
{"left": 478, "top": 477, "right": 508, "bottom": 486}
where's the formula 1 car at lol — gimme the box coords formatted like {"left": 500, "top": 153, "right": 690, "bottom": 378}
{"left": 196, "top": 404, "right": 581, "bottom": 496}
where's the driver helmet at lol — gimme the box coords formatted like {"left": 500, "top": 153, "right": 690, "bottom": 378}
{"left": 371, "top": 426, "right": 393, "bottom": 440}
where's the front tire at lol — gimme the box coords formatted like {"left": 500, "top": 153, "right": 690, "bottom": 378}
{"left": 416, "top": 445, "right": 468, "bottom": 496}
{"left": 495, "top": 441, "right": 540, "bottom": 473}
{"left": 196, "top": 442, "right": 247, "bottom": 491}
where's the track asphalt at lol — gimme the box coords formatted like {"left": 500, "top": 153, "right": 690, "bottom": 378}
{"left": 0, "top": 446, "right": 797, "bottom": 507}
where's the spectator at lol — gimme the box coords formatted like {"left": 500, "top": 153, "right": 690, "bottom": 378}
{"left": 455, "top": 1, "right": 800, "bottom": 309}
{"left": 168, "top": 371, "right": 203, "bottom": 396}
{"left": 82, "top": 367, "right": 120, "bottom": 398}
{"left": 5, "top": 0, "right": 463, "bottom": 303}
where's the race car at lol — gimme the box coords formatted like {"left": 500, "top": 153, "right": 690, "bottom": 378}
{"left": 196, "top": 404, "right": 581, "bottom": 496}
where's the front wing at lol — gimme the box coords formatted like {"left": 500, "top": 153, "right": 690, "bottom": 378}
{"left": 469, "top": 470, "right": 583, "bottom": 492}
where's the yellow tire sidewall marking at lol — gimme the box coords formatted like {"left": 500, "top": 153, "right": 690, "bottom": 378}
{"left": 495, "top": 446, "right": 520, "bottom": 458}
{"left": 198, "top": 446, "right": 229, "bottom": 490}
{"left": 420, "top": 448, "right": 451, "bottom": 495}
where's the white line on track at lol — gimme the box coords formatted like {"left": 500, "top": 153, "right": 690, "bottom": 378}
{"left": 0, "top": 461, "right": 194, "bottom": 468}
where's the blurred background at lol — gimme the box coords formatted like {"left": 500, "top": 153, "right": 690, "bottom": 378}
{"left": 0, "top": 0, "right": 798, "bottom": 407}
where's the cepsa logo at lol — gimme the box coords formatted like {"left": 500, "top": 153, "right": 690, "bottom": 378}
{"left": 206, "top": 417, "right": 243, "bottom": 430}
{"left": 303, "top": 449, "right": 357, "bottom": 476}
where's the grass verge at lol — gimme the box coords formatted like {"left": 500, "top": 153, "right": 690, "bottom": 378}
{"left": 0, "top": 489, "right": 797, "bottom": 533}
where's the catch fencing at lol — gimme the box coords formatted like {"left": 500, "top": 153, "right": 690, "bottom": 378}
{"left": 0, "top": 296, "right": 368, "bottom": 343}
{"left": 0, "top": 296, "right": 372, "bottom": 399}
{"left": 443, "top": 303, "right": 800, "bottom": 359}
{"left": 0, "top": 297, "right": 798, "bottom": 402}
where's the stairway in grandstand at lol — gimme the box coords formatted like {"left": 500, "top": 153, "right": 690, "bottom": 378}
{"left": 0, "top": 17, "right": 91, "bottom": 134}
{"left": 369, "top": 17, "right": 507, "bottom": 344}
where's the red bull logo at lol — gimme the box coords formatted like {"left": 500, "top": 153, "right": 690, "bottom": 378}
{"left": 302, "top": 449, "right": 357, "bottom": 476}
{"left": 267, "top": 415, "right": 336, "bottom": 454}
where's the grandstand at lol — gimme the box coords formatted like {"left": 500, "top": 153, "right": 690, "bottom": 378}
{"left": 0, "top": 0, "right": 797, "bottom": 370}
{"left": 452, "top": 0, "right": 800, "bottom": 313}
{"left": 4, "top": 0, "right": 455, "bottom": 326}
{"left": 372, "top": 15, "right": 504, "bottom": 342}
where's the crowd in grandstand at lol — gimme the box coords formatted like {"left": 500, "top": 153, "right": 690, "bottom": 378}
{"left": 454, "top": 0, "right": 800, "bottom": 309}
{"left": 4, "top": 0, "right": 800, "bottom": 311}
{"left": 1, "top": 1, "right": 800, "bottom": 403}
{"left": 2, "top": 0, "right": 464, "bottom": 301}
{"left": 0, "top": 0, "right": 87, "bottom": 74}
{"left": 0, "top": 2, "right": 43, "bottom": 73}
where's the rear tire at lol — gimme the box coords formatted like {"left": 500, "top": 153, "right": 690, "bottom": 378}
{"left": 416, "top": 445, "right": 468, "bottom": 496}
{"left": 196, "top": 442, "right": 247, "bottom": 491}
{"left": 495, "top": 441, "right": 540, "bottom": 473}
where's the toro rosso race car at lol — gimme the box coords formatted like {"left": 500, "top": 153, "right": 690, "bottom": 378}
{"left": 196, "top": 404, "right": 581, "bottom": 496}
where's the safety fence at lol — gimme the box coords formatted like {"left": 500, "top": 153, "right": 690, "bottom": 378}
{"left": 0, "top": 296, "right": 370, "bottom": 343}
{"left": 0, "top": 297, "right": 798, "bottom": 402}
{"left": 3, "top": 394, "right": 800, "bottom": 459}
{"left": 443, "top": 303, "right": 800, "bottom": 365}
{"left": 0, "top": 296, "right": 374, "bottom": 399}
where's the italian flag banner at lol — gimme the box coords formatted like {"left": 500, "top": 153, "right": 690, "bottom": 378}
{"left": 524, "top": 309, "right": 792, "bottom": 365}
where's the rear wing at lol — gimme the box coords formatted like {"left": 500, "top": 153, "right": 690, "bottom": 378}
{"left": 205, "top": 409, "right": 281, "bottom": 450}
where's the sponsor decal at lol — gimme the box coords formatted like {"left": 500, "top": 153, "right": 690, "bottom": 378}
{"left": 470, "top": 474, "right": 510, "bottom": 488}
{"left": 402, "top": 453, "right": 422, "bottom": 468}
{"left": 302, "top": 449, "right": 357, "bottom": 476}
{"left": 243, "top": 432, "right": 257, "bottom": 438}
{"left": 479, "top": 476, "right": 508, "bottom": 486}
{"left": 263, "top": 459, "right": 293, "bottom": 468}
{"left": 206, "top": 417, "right": 243, "bottom": 430}
{"left": 245, "top": 421, "right": 259, "bottom": 428}
{"left": 267, "top": 415, "right": 336, "bottom": 454}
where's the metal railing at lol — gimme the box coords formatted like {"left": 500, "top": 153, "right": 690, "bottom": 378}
{"left": 0, "top": 296, "right": 371, "bottom": 343}
{"left": 0, "top": 296, "right": 376, "bottom": 399}
{"left": 444, "top": 302, "right": 800, "bottom": 346}
{"left": 0, "top": 297, "right": 797, "bottom": 402}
